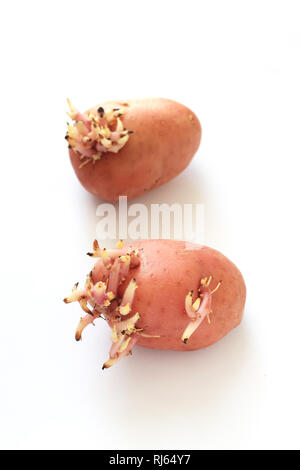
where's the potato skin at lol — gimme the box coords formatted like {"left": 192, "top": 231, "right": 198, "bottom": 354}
{"left": 69, "top": 98, "right": 201, "bottom": 201}
{"left": 92, "top": 240, "right": 246, "bottom": 351}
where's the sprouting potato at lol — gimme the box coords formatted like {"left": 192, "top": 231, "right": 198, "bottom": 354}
{"left": 64, "top": 239, "right": 246, "bottom": 369}
{"left": 66, "top": 98, "right": 201, "bottom": 201}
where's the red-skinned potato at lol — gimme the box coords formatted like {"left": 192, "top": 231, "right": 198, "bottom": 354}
{"left": 66, "top": 98, "right": 201, "bottom": 201}
{"left": 64, "top": 239, "right": 246, "bottom": 369}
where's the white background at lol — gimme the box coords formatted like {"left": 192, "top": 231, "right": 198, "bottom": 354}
{"left": 0, "top": 0, "right": 299, "bottom": 450}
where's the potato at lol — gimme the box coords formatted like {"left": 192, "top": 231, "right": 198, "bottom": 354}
{"left": 66, "top": 98, "right": 201, "bottom": 201}
{"left": 64, "top": 239, "right": 246, "bottom": 369}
